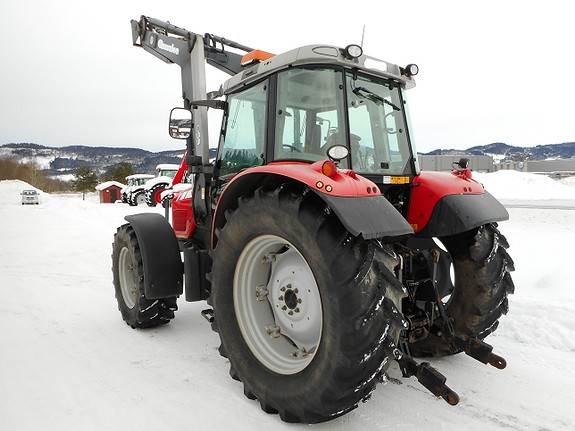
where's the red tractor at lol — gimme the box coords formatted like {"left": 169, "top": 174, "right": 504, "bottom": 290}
{"left": 112, "top": 16, "right": 514, "bottom": 423}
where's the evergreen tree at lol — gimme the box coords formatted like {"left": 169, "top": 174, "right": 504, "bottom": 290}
{"left": 101, "top": 162, "right": 133, "bottom": 184}
{"left": 73, "top": 166, "right": 98, "bottom": 200}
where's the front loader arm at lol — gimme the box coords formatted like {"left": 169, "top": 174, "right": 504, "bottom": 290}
{"left": 130, "top": 15, "right": 255, "bottom": 166}
{"left": 130, "top": 16, "right": 252, "bottom": 75}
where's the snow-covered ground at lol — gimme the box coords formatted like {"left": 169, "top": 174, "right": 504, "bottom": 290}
{"left": 1, "top": 176, "right": 574, "bottom": 431}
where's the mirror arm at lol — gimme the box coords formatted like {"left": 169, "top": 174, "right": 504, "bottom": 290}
{"left": 190, "top": 99, "right": 228, "bottom": 110}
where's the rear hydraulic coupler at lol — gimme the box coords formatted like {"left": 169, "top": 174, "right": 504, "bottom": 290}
{"left": 394, "top": 349, "right": 459, "bottom": 406}
{"left": 455, "top": 336, "right": 507, "bottom": 370}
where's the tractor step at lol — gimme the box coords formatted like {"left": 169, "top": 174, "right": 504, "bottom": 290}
{"left": 201, "top": 308, "right": 214, "bottom": 323}
{"left": 396, "top": 352, "right": 459, "bottom": 406}
{"left": 455, "top": 336, "right": 507, "bottom": 369}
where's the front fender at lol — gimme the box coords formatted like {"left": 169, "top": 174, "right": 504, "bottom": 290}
{"left": 124, "top": 213, "right": 183, "bottom": 299}
{"left": 212, "top": 162, "right": 414, "bottom": 246}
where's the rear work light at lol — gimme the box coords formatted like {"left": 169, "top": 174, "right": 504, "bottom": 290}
{"left": 321, "top": 160, "right": 338, "bottom": 178}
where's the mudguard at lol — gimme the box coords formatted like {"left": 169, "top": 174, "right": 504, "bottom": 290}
{"left": 124, "top": 213, "right": 183, "bottom": 299}
{"left": 408, "top": 171, "right": 508, "bottom": 238}
{"left": 416, "top": 192, "right": 508, "bottom": 237}
{"left": 212, "top": 161, "right": 414, "bottom": 246}
{"left": 320, "top": 194, "right": 414, "bottom": 240}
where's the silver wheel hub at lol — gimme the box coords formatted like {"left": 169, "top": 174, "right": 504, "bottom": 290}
{"left": 136, "top": 193, "right": 146, "bottom": 205}
{"left": 118, "top": 247, "right": 138, "bottom": 309}
{"left": 234, "top": 235, "right": 322, "bottom": 375}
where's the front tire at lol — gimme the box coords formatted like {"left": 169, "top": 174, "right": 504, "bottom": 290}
{"left": 410, "top": 223, "right": 515, "bottom": 357}
{"left": 130, "top": 190, "right": 146, "bottom": 206}
{"left": 112, "top": 224, "right": 177, "bottom": 328}
{"left": 210, "top": 185, "right": 405, "bottom": 423}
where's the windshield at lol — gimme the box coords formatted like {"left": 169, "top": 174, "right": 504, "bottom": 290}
{"left": 346, "top": 73, "right": 413, "bottom": 175}
{"left": 274, "top": 68, "right": 348, "bottom": 167}
{"left": 159, "top": 170, "right": 177, "bottom": 178}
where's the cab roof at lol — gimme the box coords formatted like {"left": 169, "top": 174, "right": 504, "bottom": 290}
{"left": 155, "top": 164, "right": 180, "bottom": 171}
{"left": 222, "top": 44, "right": 416, "bottom": 95}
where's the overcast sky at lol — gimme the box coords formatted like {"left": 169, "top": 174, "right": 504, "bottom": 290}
{"left": 0, "top": 0, "right": 573, "bottom": 153}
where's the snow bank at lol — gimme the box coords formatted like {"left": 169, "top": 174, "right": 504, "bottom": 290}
{"left": 558, "top": 175, "right": 575, "bottom": 187}
{"left": 473, "top": 170, "right": 575, "bottom": 200}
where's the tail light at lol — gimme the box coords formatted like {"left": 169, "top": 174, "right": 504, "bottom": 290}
{"left": 321, "top": 160, "right": 338, "bottom": 178}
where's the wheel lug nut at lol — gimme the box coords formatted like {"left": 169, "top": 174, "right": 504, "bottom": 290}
{"left": 282, "top": 305, "right": 287, "bottom": 310}
{"left": 295, "top": 308, "right": 300, "bottom": 313}
{"left": 297, "top": 298, "right": 302, "bottom": 303}
{"left": 278, "top": 295, "right": 283, "bottom": 300}
{"left": 280, "top": 287, "right": 286, "bottom": 292}
{"left": 288, "top": 311, "right": 293, "bottom": 315}
{"left": 286, "top": 284, "right": 292, "bottom": 289}
{"left": 294, "top": 288, "right": 299, "bottom": 294}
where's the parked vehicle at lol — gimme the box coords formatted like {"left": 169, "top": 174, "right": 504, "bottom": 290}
{"left": 111, "top": 16, "right": 515, "bottom": 423}
{"left": 121, "top": 174, "right": 154, "bottom": 206}
{"left": 20, "top": 189, "right": 39, "bottom": 205}
{"left": 144, "top": 164, "right": 180, "bottom": 207}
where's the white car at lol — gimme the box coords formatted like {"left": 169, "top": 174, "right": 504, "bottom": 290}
{"left": 21, "top": 189, "right": 39, "bottom": 205}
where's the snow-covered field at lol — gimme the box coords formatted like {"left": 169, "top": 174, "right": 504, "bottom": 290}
{"left": 1, "top": 175, "right": 574, "bottom": 431}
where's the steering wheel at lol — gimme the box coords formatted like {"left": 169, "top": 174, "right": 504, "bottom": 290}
{"left": 282, "top": 144, "right": 302, "bottom": 153}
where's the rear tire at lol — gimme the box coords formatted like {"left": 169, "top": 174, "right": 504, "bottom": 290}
{"left": 209, "top": 185, "right": 405, "bottom": 423}
{"left": 112, "top": 224, "right": 177, "bottom": 328}
{"left": 145, "top": 183, "right": 168, "bottom": 207}
{"left": 410, "top": 223, "right": 515, "bottom": 357}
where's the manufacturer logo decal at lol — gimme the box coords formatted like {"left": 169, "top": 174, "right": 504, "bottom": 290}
{"left": 158, "top": 39, "right": 179, "bottom": 55}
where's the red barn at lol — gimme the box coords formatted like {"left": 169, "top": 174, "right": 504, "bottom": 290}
{"left": 95, "top": 181, "right": 125, "bottom": 203}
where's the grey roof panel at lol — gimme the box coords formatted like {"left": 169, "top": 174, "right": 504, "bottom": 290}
{"left": 222, "top": 45, "right": 416, "bottom": 94}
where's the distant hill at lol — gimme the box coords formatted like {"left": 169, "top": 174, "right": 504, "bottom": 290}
{"left": 0, "top": 143, "right": 217, "bottom": 180}
{"left": 422, "top": 142, "right": 575, "bottom": 161}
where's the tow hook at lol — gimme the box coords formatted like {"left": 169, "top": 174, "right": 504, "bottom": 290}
{"left": 395, "top": 350, "right": 460, "bottom": 406}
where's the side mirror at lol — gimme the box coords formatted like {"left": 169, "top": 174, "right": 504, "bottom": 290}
{"left": 169, "top": 107, "right": 192, "bottom": 140}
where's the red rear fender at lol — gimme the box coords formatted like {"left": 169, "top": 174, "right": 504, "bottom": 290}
{"left": 211, "top": 161, "right": 413, "bottom": 247}
{"left": 408, "top": 170, "right": 508, "bottom": 236}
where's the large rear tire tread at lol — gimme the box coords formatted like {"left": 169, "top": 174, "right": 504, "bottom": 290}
{"left": 145, "top": 183, "right": 168, "bottom": 207}
{"left": 410, "top": 223, "right": 514, "bottom": 357}
{"left": 112, "top": 224, "right": 177, "bottom": 328}
{"left": 209, "top": 183, "right": 405, "bottom": 423}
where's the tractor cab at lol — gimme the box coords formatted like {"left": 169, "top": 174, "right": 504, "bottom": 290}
{"left": 224, "top": 46, "right": 419, "bottom": 214}
{"left": 169, "top": 43, "right": 420, "bottom": 214}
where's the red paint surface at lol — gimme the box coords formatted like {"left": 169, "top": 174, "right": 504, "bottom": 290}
{"left": 98, "top": 185, "right": 123, "bottom": 203}
{"left": 171, "top": 150, "right": 188, "bottom": 187}
{"left": 231, "top": 160, "right": 381, "bottom": 197}
{"left": 210, "top": 160, "right": 383, "bottom": 246}
{"left": 172, "top": 187, "right": 196, "bottom": 239}
{"left": 407, "top": 170, "right": 485, "bottom": 232}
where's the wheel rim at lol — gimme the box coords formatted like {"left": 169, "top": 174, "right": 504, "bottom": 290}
{"left": 118, "top": 247, "right": 138, "bottom": 309}
{"left": 154, "top": 189, "right": 162, "bottom": 204}
{"left": 136, "top": 193, "right": 146, "bottom": 205}
{"left": 233, "top": 235, "right": 322, "bottom": 375}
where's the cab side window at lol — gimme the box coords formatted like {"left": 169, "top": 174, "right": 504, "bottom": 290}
{"left": 219, "top": 81, "right": 267, "bottom": 176}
